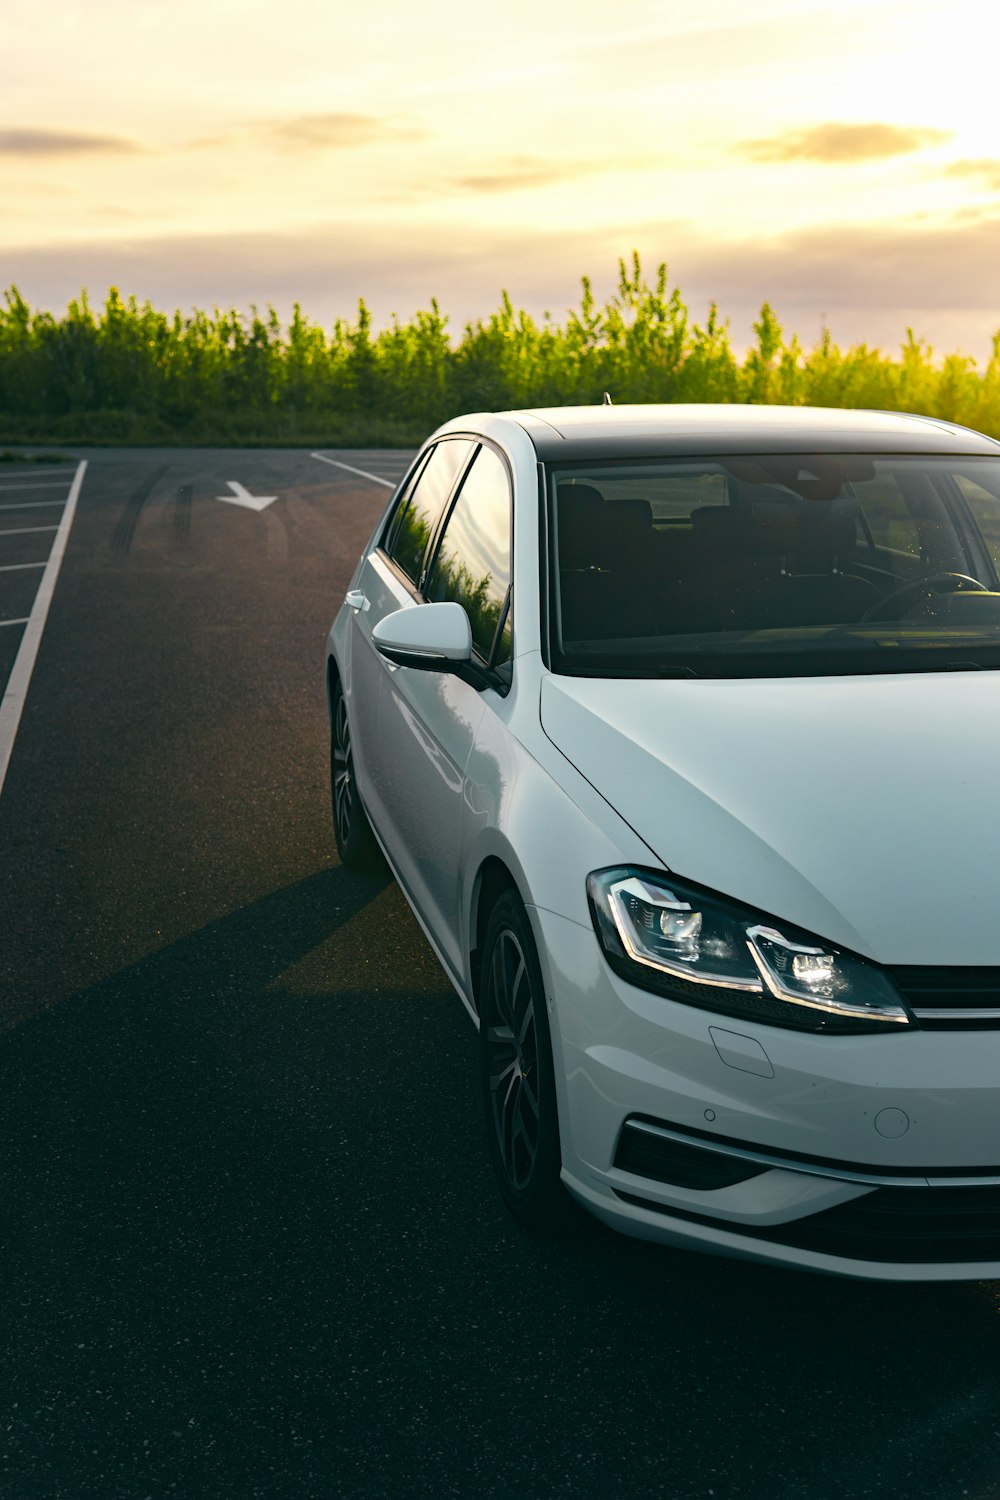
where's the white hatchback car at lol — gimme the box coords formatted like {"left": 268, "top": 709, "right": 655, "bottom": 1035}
{"left": 325, "top": 403, "right": 1000, "bottom": 1281}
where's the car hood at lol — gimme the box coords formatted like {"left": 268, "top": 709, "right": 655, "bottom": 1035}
{"left": 540, "top": 671, "right": 1000, "bottom": 965}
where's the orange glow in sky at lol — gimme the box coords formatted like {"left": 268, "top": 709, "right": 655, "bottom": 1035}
{"left": 3, "top": 0, "right": 999, "bottom": 358}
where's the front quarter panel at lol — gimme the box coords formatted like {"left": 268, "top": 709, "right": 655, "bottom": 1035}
{"left": 461, "top": 650, "right": 660, "bottom": 986}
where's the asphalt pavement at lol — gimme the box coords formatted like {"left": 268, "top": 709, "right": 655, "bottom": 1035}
{"left": 1, "top": 448, "right": 999, "bottom": 1500}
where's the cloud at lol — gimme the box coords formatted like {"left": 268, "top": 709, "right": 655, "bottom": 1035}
{"left": 741, "top": 122, "right": 951, "bottom": 164}
{"left": 659, "top": 214, "right": 1000, "bottom": 358}
{"left": 945, "top": 159, "right": 1000, "bottom": 191}
{"left": 684, "top": 216, "right": 1000, "bottom": 303}
{"left": 562, "top": 5, "right": 932, "bottom": 101}
{"left": 566, "top": 7, "right": 916, "bottom": 83}
{"left": 449, "top": 157, "right": 603, "bottom": 195}
{"left": 0, "top": 128, "right": 142, "bottom": 156}
{"left": 270, "top": 112, "right": 424, "bottom": 149}
{"left": 196, "top": 113, "right": 426, "bottom": 153}
{"left": 0, "top": 221, "right": 628, "bottom": 334}
{"left": 3, "top": 210, "right": 1000, "bottom": 361}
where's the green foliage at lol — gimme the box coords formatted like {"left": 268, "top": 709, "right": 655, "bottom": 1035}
{"left": 1, "top": 256, "right": 999, "bottom": 445}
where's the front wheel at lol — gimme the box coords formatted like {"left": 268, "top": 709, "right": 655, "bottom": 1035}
{"left": 479, "top": 890, "right": 576, "bottom": 1231}
{"left": 330, "top": 679, "right": 383, "bottom": 872}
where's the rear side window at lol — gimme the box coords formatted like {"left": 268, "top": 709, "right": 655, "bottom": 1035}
{"left": 426, "top": 444, "right": 512, "bottom": 663}
{"left": 385, "top": 439, "right": 475, "bottom": 587}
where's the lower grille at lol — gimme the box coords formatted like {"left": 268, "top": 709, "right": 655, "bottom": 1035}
{"left": 889, "top": 965, "right": 1000, "bottom": 1029}
{"left": 616, "top": 1184, "right": 1000, "bottom": 1264}
{"left": 614, "top": 1120, "right": 766, "bottom": 1191}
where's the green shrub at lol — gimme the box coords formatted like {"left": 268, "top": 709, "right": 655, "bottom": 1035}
{"left": 1, "top": 257, "right": 998, "bottom": 446}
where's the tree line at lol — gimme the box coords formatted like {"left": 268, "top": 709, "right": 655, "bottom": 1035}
{"left": 1, "top": 253, "right": 998, "bottom": 446}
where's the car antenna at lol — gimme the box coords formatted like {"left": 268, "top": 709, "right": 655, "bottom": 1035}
{"left": 602, "top": 391, "right": 613, "bottom": 406}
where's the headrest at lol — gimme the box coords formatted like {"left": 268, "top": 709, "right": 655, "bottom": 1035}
{"left": 614, "top": 499, "right": 652, "bottom": 533}
{"left": 558, "top": 482, "right": 606, "bottom": 509}
{"left": 557, "top": 488, "right": 616, "bottom": 569}
{"left": 688, "top": 492, "right": 859, "bottom": 565}
{"left": 747, "top": 486, "right": 860, "bottom": 531}
{"left": 691, "top": 505, "right": 731, "bottom": 534}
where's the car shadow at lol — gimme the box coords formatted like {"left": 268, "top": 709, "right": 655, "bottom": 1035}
{"left": 1, "top": 865, "right": 1000, "bottom": 1499}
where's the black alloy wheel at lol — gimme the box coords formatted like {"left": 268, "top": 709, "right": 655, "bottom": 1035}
{"left": 330, "top": 680, "right": 382, "bottom": 872}
{"left": 480, "top": 890, "right": 575, "bottom": 1231}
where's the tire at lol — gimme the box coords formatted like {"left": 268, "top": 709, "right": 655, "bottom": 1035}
{"left": 479, "top": 889, "right": 575, "bottom": 1231}
{"left": 330, "top": 679, "right": 383, "bottom": 873}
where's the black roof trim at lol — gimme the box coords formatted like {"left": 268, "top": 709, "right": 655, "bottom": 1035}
{"left": 507, "top": 404, "right": 1000, "bottom": 461}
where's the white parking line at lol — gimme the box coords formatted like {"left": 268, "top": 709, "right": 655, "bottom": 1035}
{"left": 0, "top": 525, "right": 60, "bottom": 536}
{"left": 0, "top": 460, "right": 86, "bottom": 798}
{"left": 0, "top": 465, "right": 77, "bottom": 475}
{"left": 0, "top": 562, "right": 46, "bottom": 573}
{"left": 0, "top": 500, "right": 69, "bottom": 511}
{"left": 310, "top": 453, "right": 395, "bottom": 488}
{"left": 0, "top": 480, "right": 76, "bottom": 493}
{"left": 0, "top": 618, "right": 30, "bottom": 629}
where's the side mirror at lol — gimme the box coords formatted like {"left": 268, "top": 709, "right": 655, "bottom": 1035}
{"left": 372, "top": 601, "right": 473, "bottom": 671}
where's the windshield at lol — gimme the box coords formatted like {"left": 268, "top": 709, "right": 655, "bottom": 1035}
{"left": 547, "top": 453, "right": 1000, "bottom": 678}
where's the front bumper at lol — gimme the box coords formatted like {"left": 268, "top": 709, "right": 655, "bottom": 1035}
{"left": 531, "top": 905, "right": 1000, "bottom": 1281}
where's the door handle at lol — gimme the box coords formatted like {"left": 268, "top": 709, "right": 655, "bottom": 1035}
{"left": 345, "top": 589, "right": 369, "bottom": 613}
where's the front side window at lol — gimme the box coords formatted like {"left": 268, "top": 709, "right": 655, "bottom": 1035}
{"left": 385, "top": 438, "right": 475, "bottom": 587}
{"left": 547, "top": 454, "right": 1000, "bottom": 679}
{"left": 426, "top": 444, "right": 512, "bottom": 665}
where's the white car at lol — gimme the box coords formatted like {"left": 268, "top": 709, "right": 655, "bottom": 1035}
{"left": 325, "top": 403, "right": 1000, "bottom": 1281}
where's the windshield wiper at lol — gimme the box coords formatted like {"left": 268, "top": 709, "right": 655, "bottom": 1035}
{"left": 657, "top": 664, "right": 699, "bottom": 679}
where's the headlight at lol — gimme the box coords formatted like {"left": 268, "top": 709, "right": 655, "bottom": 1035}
{"left": 586, "top": 869, "right": 910, "bottom": 1033}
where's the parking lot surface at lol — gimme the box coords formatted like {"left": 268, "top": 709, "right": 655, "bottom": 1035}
{"left": 1, "top": 448, "right": 1000, "bottom": 1499}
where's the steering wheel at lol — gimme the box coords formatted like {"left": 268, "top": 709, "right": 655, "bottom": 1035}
{"left": 861, "top": 572, "right": 988, "bottom": 623}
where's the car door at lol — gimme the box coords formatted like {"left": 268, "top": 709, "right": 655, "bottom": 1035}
{"left": 345, "top": 437, "right": 476, "bottom": 843}
{"left": 375, "top": 442, "right": 514, "bottom": 980}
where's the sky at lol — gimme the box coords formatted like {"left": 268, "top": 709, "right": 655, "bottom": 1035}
{"left": 3, "top": 0, "right": 1000, "bottom": 361}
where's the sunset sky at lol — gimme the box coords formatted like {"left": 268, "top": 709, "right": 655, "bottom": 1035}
{"left": 4, "top": 0, "right": 1000, "bottom": 359}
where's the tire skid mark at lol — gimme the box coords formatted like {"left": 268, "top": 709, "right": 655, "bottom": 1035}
{"left": 172, "top": 482, "right": 193, "bottom": 547}
{"left": 264, "top": 508, "right": 290, "bottom": 566}
{"left": 111, "top": 464, "right": 169, "bottom": 554}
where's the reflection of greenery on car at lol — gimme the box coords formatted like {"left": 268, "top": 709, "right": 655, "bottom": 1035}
{"left": 394, "top": 507, "right": 432, "bottom": 575}
{"left": 431, "top": 551, "right": 502, "bottom": 658}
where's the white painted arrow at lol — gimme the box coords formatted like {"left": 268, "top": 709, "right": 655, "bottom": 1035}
{"left": 215, "top": 480, "right": 278, "bottom": 512}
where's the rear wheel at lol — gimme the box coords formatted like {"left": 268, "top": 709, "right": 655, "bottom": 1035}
{"left": 479, "top": 890, "right": 575, "bottom": 1231}
{"left": 330, "top": 679, "right": 382, "bottom": 872}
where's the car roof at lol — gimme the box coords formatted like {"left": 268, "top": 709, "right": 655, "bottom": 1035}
{"left": 458, "top": 403, "right": 1000, "bottom": 460}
